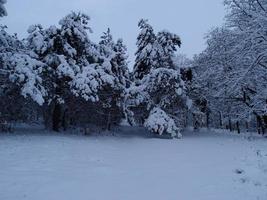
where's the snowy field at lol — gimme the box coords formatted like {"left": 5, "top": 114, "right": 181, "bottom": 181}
{"left": 0, "top": 127, "right": 266, "bottom": 200}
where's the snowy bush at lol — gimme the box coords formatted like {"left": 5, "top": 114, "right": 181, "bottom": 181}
{"left": 144, "top": 107, "right": 182, "bottom": 138}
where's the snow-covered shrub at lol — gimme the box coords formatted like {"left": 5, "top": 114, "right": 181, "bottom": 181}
{"left": 144, "top": 107, "right": 182, "bottom": 138}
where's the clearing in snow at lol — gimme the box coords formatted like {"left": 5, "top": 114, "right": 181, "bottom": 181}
{"left": 0, "top": 127, "right": 266, "bottom": 200}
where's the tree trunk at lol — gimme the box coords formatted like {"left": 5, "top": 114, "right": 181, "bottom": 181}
{"left": 229, "top": 118, "right": 232, "bottom": 132}
{"left": 206, "top": 111, "right": 210, "bottom": 128}
{"left": 52, "top": 103, "right": 61, "bottom": 132}
{"left": 257, "top": 116, "right": 262, "bottom": 135}
{"left": 219, "top": 112, "right": 223, "bottom": 128}
{"left": 236, "top": 121, "right": 240, "bottom": 134}
{"left": 43, "top": 105, "right": 53, "bottom": 130}
{"left": 62, "top": 108, "right": 68, "bottom": 131}
{"left": 245, "top": 121, "right": 249, "bottom": 132}
{"left": 107, "top": 112, "right": 111, "bottom": 131}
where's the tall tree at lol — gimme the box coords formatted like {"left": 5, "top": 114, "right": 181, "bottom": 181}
{"left": 133, "top": 19, "right": 156, "bottom": 80}
{"left": 27, "top": 12, "right": 94, "bottom": 131}
{"left": 0, "top": 3, "right": 45, "bottom": 126}
{"left": 192, "top": 1, "right": 267, "bottom": 132}
{"left": 70, "top": 28, "right": 130, "bottom": 131}
{"left": 127, "top": 22, "right": 189, "bottom": 138}
{"left": 154, "top": 30, "right": 181, "bottom": 69}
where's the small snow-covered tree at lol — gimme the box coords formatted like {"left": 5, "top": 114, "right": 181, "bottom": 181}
{"left": 144, "top": 107, "right": 182, "bottom": 138}
{"left": 112, "top": 38, "right": 130, "bottom": 87}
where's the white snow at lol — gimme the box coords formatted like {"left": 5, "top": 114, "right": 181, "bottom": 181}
{"left": 144, "top": 107, "right": 181, "bottom": 138}
{"left": 0, "top": 127, "right": 266, "bottom": 200}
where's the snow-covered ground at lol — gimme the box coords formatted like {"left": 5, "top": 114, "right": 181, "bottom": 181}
{"left": 0, "top": 127, "right": 266, "bottom": 200}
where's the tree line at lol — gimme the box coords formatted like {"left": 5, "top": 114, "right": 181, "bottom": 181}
{"left": 192, "top": 0, "right": 267, "bottom": 135}
{"left": 0, "top": 0, "right": 266, "bottom": 137}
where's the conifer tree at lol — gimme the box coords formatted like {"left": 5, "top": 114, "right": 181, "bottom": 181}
{"left": 127, "top": 21, "right": 189, "bottom": 138}
{"left": 27, "top": 12, "right": 94, "bottom": 131}
{"left": 0, "top": 0, "right": 7, "bottom": 17}
{"left": 133, "top": 19, "right": 156, "bottom": 80}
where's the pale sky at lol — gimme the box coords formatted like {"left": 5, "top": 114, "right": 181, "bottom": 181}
{"left": 2, "top": 0, "right": 226, "bottom": 65}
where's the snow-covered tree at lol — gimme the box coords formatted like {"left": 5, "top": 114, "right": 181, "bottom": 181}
{"left": 0, "top": 15, "right": 45, "bottom": 124}
{"left": 192, "top": 27, "right": 244, "bottom": 129}
{"left": 127, "top": 23, "right": 189, "bottom": 137}
{"left": 133, "top": 19, "right": 181, "bottom": 80}
{"left": 126, "top": 68, "right": 189, "bottom": 130}
{"left": 154, "top": 30, "right": 181, "bottom": 69}
{"left": 8, "top": 53, "right": 46, "bottom": 105}
{"left": 133, "top": 19, "right": 156, "bottom": 80}
{"left": 224, "top": 0, "right": 267, "bottom": 133}
{"left": 26, "top": 12, "right": 95, "bottom": 131}
{"left": 70, "top": 29, "right": 129, "bottom": 130}
{"left": 192, "top": 0, "right": 267, "bottom": 133}
{"left": 129, "top": 21, "right": 190, "bottom": 137}
{"left": 144, "top": 107, "right": 182, "bottom": 138}
{"left": 112, "top": 38, "right": 130, "bottom": 87}
{"left": 0, "top": 0, "right": 7, "bottom": 17}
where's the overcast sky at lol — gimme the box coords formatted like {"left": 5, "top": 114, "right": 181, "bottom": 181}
{"left": 2, "top": 0, "right": 226, "bottom": 65}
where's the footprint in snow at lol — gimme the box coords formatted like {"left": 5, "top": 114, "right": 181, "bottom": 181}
{"left": 240, "top": 177, "right": 250, "bottom": 184}
{"left": 234, "top": 168, "right": 245, "bottom": 175}
{"left": 254, "top": 181, "right": 262, "bottom": 187}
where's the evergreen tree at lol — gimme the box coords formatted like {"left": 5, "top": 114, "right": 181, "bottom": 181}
{"left": 27, "top": 12, "right": 94, "bottom": 131}
{"left": 0, "top": 5, "right": 45, "bottom": 126}
{"left": 127, "top": 22, "right": 189, "bottom": 138}
{"left": 154, "top": 30, "right": 181, "bottom": 69}
{"left": 0, "top": 0, "right": 7, "bottom": 17}
{"left": 112, "top": 39, "right": 130, "bottom": 86}
{"left": 70, "top": 28, "right": 130, "bottom": 131}
{"left": 133, "top": 19, "right": 156, "bottom": 80}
